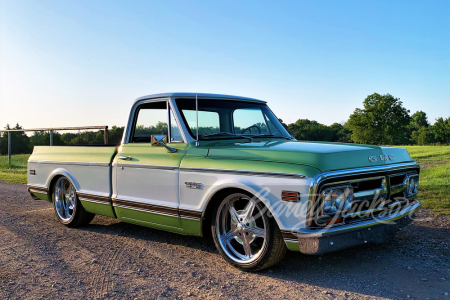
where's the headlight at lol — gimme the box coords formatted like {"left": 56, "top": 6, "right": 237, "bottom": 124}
{"left": 404, "top": 174, "right": 419, "bottom": 197}
{"left": 321, "top": 186, "right": 353, "bottom": 215}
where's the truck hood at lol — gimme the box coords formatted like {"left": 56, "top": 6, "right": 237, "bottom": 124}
{"left": 206, "top": 140, "right": 413, "bottom": 172}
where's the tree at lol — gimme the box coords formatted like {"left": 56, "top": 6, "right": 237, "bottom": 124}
{"left": 288, "top": 119, "right": 335, "bottom": 141}
{"left": 412, "top": 127, "right": 436, "bottom": 145}
{"left": 410, "top": 111, "right": 429, "bottom": 129}
{"left": 0, "top": 123, "right": 32, "bottom": 155}
{"left": 433, "top": 117, "right": 450, "bottom": 144}
{"left": 108, "top": 126, "right": 125, "bottom": 145}
{"left": 347, "top": 93, "right": 411, "bottom": 145}
{"left": 30, "top": 131, "right": 65, "bottom": 146}
{"left": 329, "top": 122, "right": 352, "bottom": 143}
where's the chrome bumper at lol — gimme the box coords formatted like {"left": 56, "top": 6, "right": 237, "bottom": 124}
{"left": 294, "top": 201, "right": 420, "bottom": 255}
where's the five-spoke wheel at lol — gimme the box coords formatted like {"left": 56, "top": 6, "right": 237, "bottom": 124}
{"left": 54, "top": 177, "right": 77, "bottom": 222}
{"left": 212, "top": 192, "right": 287, "bottom": 271}
{"left": 52, "top": 176, "right": 95, "bottom": 227}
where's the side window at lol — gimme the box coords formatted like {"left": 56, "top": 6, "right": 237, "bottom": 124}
{"left": 169, "top": 108, "right": 183, "bottom": 142}
{"left": 183, "top": 110, "right": 220, "bottom": 136}
{"left": 264, "top": 111, "right": 282, "bottom": 135}
{"left": 132, "top": 102, "right": 168, "bottom": 143}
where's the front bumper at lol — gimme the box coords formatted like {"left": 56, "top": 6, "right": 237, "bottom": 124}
{"left": 292, "top": 200, "right": 420, "bottom": 255}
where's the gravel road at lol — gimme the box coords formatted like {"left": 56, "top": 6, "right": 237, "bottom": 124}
{"left": 1, "top": 181, "right": 449, "bottom": 300}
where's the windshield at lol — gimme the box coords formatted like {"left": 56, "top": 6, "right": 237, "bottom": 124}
{"left": 175, "top": 98, "right": 291, "bottom": 140}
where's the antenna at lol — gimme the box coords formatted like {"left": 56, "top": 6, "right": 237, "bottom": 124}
{"left": 195, "top": 93, "right": 199, "bottom": 147}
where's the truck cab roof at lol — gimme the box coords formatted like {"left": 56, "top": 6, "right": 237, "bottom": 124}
{"left": 134, "top": 93, "right": 266, "bottom": 104}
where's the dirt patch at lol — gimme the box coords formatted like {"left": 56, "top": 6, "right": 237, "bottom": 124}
{"left": 1, "top": 181, "right": 449, "bottom": 299}
{"left": 420, "top": 160, "right": 450, "bottom": 170}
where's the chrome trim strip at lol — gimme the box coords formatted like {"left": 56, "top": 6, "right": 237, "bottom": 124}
{"left": 29, "top": 189, "right": 47, "bottom": 194}
{"left": 179, "top": 208, "right": 202, "bottom": 221}
{"left": 283, "top": 238, "right": 299, "bottom": 243}
{"left": 306, "top": 162, "right": 420, "bottom": 227}
{"left": 180, "top": 215, "right": 202, "bottom": 221}
{"left": 299, "top": 201, "right": 420, "bottom": 238}
{"left": 115, "top": 163, "right": 178, "bottom": 171}
{"left": 112, "top": 198, "right": 179, "bottom": 217}
{"left": 114, "top": 164, "right": 308, "bottom": 179}
{"left": 180, "top": 167, "right": 308, "bottom": 179}
{"left": 114, "top": 204, "right": 179, "bottom": 218}
{"left": 27, "top": 187, "right": 42, "bottom": 200}
{"left": 27, "top": 185, "right": 48, "bottom": 193}
{"left": 28, "top": 160, "right": 110, "bottom": 167}
{"left": 79, "top": 198, "right": 110, "bottom": 205}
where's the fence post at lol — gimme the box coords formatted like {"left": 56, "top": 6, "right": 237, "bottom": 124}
{"left": 8, "top": 132, "right": 11, "bottom": 166}
{"left": 50, "top": 130, "right": 54, "bottom": 146}
{"left": 104, "top": 126, "right": 109, "bottom": 144}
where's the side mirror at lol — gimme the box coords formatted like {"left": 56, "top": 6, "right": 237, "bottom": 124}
{"left": 151, "top": 135, "right": 177, "bottom": 153}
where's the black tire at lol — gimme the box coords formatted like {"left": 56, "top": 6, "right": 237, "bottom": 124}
{"left": 211, "top": 191, "right": 287, "bottom": 271}
{"left": 52, "top": 176, "right": 95, "bottom": 227}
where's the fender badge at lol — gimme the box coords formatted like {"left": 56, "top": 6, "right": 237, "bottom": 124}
{"left": 185, "top": 182, "right": 203, "bottom": 189}
{"left": 368, "top": 156, "right": 377, "bottom": 163}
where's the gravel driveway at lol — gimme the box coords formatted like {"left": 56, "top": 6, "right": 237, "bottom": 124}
{"left": 1, "top": 181, "right": 449, "bottom": 300}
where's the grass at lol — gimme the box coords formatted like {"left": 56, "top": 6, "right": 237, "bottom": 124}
{"left": 0, "top": 154, "right": 30, "bottom": 184}
{"left": 0, "top": 146, "right": 449, "bottom": 215}
{"left": 401, "top": 146, "right": 450, "bottom": 216}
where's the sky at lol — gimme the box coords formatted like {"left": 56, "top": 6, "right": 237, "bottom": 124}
{"left": 0, "top": 0, "right": 449, "bottom": 131}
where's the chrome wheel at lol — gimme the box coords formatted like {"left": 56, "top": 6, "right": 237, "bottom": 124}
{"left": 54, "top": 177, "right": 77, "bottom": 221}
{"left": 216, "top": 193, "right": 268, "bottom": 264}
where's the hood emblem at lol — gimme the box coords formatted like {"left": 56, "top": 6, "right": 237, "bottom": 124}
{"left": 380, "top": 155, "right": 388, "bottom": 161}
{"left": 389, "top": 155, "right": 394, "bottom": 161}
{"left": 368, "top": 156, "right": 377, "bottom": 163}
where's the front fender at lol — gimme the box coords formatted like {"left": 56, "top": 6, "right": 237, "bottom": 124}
{"left": 179, "top": 172, "right": 312, "bottom": 231}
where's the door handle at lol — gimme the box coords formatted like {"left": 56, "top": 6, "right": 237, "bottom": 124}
{"left": 118, "top": 156, "right": 132, "bottom": 160}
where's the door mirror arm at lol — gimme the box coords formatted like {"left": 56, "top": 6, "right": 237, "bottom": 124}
{"left": 151, "top": 135, "right": 177, "bottom": 153}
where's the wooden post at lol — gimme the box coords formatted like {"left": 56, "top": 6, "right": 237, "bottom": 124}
{"left": 50, "top": 130, "right": 54, "bottom": 146}
{"left": 104, "top": 126, "right": 109, "bottom": 144}
{"left": 8, "top": 132, "right": 11, "bottom": 166}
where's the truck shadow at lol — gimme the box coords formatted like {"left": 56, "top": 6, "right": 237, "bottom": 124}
{"left": 75, "top": 215, "right": 449, "bottom": 299}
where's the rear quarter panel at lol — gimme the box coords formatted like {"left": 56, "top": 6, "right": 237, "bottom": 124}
{"left": 27, "top": 146, "right": 117, "bottom": 209}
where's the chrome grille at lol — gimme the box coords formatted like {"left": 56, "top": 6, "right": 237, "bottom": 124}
{"left": 314, "top": 170, "right": 418, "bottom": 226}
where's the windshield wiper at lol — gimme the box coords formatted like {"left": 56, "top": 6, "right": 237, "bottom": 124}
{"left": 250, "top": 134, "right": 292, "bottom": 140}
{"left": 200, "top": 132, "right": 253, "bottom": 141}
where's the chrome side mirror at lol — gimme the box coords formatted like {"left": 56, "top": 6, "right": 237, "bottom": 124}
{"left": 151, "top": 135, "right": 177, "bottom": 153}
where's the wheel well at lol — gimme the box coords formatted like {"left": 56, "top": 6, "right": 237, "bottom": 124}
{"left": 47, "top": 175, "right": 63, "bottom": 202}
{"left": 201, "top": 187, "right": 255, "bottom": 239}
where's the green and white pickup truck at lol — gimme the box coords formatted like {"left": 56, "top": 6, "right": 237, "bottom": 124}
{"left": 27, "top": 93, "right": 420, "bottom": 271}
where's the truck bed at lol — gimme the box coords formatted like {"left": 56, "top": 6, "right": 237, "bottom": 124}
{"left": 27, "top": 146, "right": 118, "bottom": 212}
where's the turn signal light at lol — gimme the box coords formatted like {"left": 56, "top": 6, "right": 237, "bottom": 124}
{"left": 281, "top": 191, "right": 300, "bottom": 202}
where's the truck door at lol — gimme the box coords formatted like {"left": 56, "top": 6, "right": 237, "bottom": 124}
{"left": 113, "top": 99, "right": 187, "bottom": 231}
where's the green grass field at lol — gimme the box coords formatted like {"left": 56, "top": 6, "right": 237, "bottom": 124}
{"left": 401, "top": 146, "right": 450, "bottom": 215}
{"left": 0, "top": 154, "right": 30, "bottom": 184}
{"left": 1, "top": 146, "right": 449, "bottom": 214}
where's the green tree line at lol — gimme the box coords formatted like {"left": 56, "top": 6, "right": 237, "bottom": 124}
{"left": 0, "top": 125, "right": 125, "bottom": 155}
{"left": 1, "top": 93, "right": 449, "bottom": 155}
{"left": 284, "top": 93, "right": 449, "bottom": 145}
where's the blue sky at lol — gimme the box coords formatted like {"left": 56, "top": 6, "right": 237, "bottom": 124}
{"left": 0, "top": 0, "right": 449, "bottom": 129}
